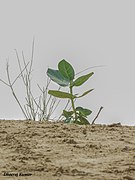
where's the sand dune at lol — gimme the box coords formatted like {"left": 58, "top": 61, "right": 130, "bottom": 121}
{"left": 0, "top": 120, "right": 135, "bottom": 180}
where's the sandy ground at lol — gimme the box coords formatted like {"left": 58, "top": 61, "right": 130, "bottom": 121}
{"left": 0, "top": 120, "right": 135, "bottom": 180}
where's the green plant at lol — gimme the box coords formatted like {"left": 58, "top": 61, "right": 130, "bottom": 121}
{"left": 47, "top": 59, "right": 94, "bottom": 125}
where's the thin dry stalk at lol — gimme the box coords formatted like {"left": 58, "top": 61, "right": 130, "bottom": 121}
{"left": 91, "top": 106, "right": 104, "bottom": 124}
{"left": 4, "top": 62, "right": 28, "bottom": 119}
{"left": 0, "top": 40, "right": 61, "bottom": 121}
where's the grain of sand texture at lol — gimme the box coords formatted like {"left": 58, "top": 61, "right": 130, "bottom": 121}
{"left": 0, "top": 120, "right": 135, "bottom": 180}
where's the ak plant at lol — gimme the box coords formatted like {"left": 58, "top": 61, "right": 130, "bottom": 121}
{"left": 47, "top": 59, "right": 94, "bottom": 125}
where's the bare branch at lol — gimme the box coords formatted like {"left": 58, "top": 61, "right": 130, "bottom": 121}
{"left": 0, "top": 78, "right": 10, "bottom": 86}
{"left": 29, "top": 37, "right": 35, "bottom": 74}
{"left": 14, "top": 49, "right": 25, "bottom": 84}
{"left": 1, "top": 40, "right": 61, "bottom": 121}
{"left": 91, "top": 106, "right": 104, "bottom": 124}
{"left": 6, "top": 62, "right": 28, "bottom": 119}
{"left": 12, "top": 62, "right": 29, "bottom": 86}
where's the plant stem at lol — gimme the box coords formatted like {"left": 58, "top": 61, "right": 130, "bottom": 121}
{"left": 69, "top": 83, "right": 77, "bottom": 122}
{"left": 91, "top": 106, "right": 103, "bottom": 124}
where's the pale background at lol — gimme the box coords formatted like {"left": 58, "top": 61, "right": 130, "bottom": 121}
{"left": 0, "top": 0, "right": 135, "bottom": 125}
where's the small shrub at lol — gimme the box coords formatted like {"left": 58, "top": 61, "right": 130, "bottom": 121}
{"left": 0, "top": 41, "right": 60, "bottom": 121}
{"left": 47, "top": 59, "right": 95, "bottom": 125}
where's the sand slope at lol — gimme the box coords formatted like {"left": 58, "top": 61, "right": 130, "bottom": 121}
{"left": 0, "top": 120, "right": 135, "bottom": 180}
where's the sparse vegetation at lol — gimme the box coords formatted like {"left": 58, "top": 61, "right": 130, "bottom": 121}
{"left": 0, "top": 40, "right": 60, "bottom": 121}
{"left": 0, "top": 42, "right": 103, "bottom": 123}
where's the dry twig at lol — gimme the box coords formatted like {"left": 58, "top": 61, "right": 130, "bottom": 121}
{"left": 91, "top": 106, "right": 104, "bottom": 124}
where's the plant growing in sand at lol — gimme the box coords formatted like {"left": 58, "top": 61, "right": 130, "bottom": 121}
{"left": 47, "top": 59, "right": 102, "bottom": 125}
{"left": 0, "top": 40, "right": 60, "bottom": 121}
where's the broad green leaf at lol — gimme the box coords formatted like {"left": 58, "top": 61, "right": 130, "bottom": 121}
{"left": 63, "top": 110, "right": 74, "bottom": 118}
{"left": 76, "top": 106, "right": 92, "bottom": 116}
{"left": 76, "top": 89, "right": 94, "bottom": 98}
{"left": 58, "top": 59, "right": 75, "bottom": 80}
{"left": 74, "top": 117, "right": 90, "bottom": 125}
{"left": 47, "top": 68, "right": 69, "bottom": 86}
{"left": 73, "top": 72, "right": 94, "bottom": 87}
{"left": 79, "top": 117, "right": 90, "bottom": 125}
{"left": 48, "top": 90, "right": 75, "bottom": 99}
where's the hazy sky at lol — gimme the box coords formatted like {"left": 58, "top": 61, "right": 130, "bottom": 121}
{"left": 0, "top": 0, "right": 135, "bottom": 125}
